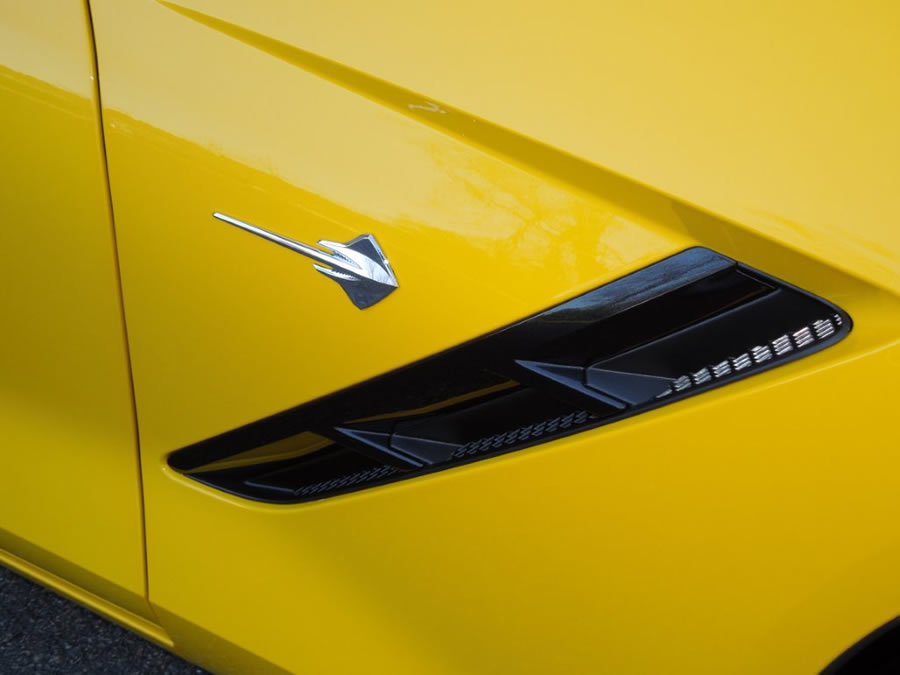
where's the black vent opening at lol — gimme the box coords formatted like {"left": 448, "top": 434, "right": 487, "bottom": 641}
{"left": 174, "top": 248, "right": 852, "bottom": 503}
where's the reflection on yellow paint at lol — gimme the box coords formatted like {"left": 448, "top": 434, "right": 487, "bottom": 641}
{"left": 0, "top": 3, "right": 153, "bottom": 626}
{"left": 100, "top": 94, "right": 689, "bottom": 461}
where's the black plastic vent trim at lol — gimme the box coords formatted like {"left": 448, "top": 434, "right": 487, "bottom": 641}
{"left": 171, "top": 248, "right": 852, "bottom": 503}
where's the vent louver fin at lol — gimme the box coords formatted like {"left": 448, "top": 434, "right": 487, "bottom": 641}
{"left": 171, "top": 248, "right": 851, "bottom": 503}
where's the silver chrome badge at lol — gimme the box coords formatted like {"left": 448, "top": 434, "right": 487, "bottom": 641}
{"left": 213, "top": 212, "right": 398, "bottom": 309}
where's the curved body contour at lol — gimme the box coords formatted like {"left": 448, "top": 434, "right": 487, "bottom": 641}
{"left": 1, "top": 1, "right": 899, "bottom": 673}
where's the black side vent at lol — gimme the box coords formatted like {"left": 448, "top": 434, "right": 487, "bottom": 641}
{"left": 171, "top": 248, "right": 852, "bottom": 503}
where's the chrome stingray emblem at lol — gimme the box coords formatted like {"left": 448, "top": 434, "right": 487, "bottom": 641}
{"left": 213, "top": 212, "right": 398, "bottom": 309}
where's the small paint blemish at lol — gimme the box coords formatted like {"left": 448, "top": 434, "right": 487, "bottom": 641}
{"left": 408, "top": 101, "right": 447, "bottom": 114}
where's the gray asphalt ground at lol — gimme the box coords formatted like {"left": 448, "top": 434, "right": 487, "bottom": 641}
{"left": 0, "top": 565, "right": 207, "bottom": 674}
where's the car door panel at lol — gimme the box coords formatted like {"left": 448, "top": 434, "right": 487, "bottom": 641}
{"left": 0, "top": 1, "right": 151, "bottom": 620}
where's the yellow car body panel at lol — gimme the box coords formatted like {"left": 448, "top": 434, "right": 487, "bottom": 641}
{"left": 0, "top": 1, "right": 153, "bottom": 622}
{"left": 2, "top": 0, "right": 900, "bottom": 673}
{"left": 183, "top": 0, "right": 900, "bottom": 295}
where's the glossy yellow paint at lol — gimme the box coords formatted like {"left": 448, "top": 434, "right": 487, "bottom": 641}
{"left": 83, "top": 1, "right": 900, "bottom": 673}
{"left": 1, "top": 0, "right": 898, "bottom": 672}
{"left": 0, "top": 1, "right": 154, "bottom": 622}
{"left": 169, "top": 0, "right": 900, "bottom": 297}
